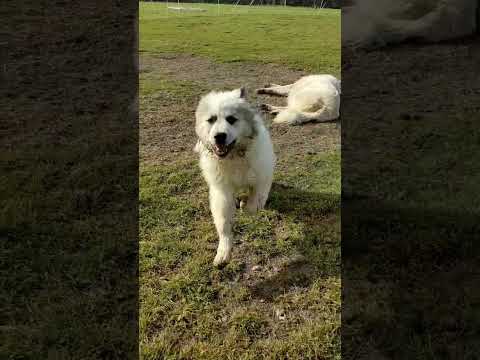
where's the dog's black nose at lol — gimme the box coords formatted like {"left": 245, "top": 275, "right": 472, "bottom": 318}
{"left": 214, "top": 133, "right": 227, "bottom": 145}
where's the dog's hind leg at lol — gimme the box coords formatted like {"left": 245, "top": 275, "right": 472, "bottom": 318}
{"left": 274, "top": 91, "right": 340, "bottom": 125}
{"left": 273, "top": 107, "right": 339, "bottom": 126}
{"left": 209, "top": 185, "right": 235, "bottom": 266}
{"left": 256, "top": 84, "right": 293, "bottom": 97}
{"left": 244, "top": 178, "right": 273, "bottom": 214}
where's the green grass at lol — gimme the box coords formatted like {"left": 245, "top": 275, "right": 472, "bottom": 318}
{"left": 140, "top": 2, "right": 340, "bottom": 75}
{"left": 140, "top": 157, "right": 340, "bottom": 359}
{"left": 140, "top": 3, "right": 340, "bottom": 359}
{"left": 2, "top": 136, "right": 138, "bottom": 358}
{"left": 140, "top": 69, "right": 201, "bottom": 97}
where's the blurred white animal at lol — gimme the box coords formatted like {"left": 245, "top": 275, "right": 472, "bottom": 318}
{"left": 343, "top": 0, "right": 478, "bottom": 48}
{"left": 194, "top": 88, "right": 275, "bottom": 266}
{"left": 257, "top": 75, "right": 341, "bottom": 125}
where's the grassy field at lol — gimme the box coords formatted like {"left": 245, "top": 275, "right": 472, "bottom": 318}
{"left": 2, "top": 3, "right": 138, "bottom": 358}
{"left": 140, "top": 2, "right": 340, "bottom": 76}
{"left": 341, "top": 38, "right": 480, "bottom": 358}
{"left": 139, "top": 3, "right": 340, "bottom": 359}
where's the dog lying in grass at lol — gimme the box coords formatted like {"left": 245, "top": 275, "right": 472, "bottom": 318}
{"left": 257, "top": 75, "right": 341, "bottom": 125}
{"left": 343, "top": 0, "right": 478, "bottom": 48}
{"left": 194, "top": 87, "right": 275, "bottom": 266}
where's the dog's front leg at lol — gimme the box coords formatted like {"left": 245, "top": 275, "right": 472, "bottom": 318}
{"left": 256, "top": 84, "right": 292, "bottom": 97}
{"left": 260, "top": 103, "right": 287, "bottom": 115}
{"left": 209, "top": 185, "right": 235, "bottom": 266}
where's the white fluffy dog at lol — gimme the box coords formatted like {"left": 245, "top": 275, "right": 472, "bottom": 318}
{"left": 194, "top": 88, "right": 275, "bottom": 266}
{"left": 257, "top": 75, "right": 341, "bottom": 125}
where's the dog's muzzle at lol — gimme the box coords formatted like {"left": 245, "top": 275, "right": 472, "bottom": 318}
{"left": 213, "top": 140, "right": 236, "bottom": 158}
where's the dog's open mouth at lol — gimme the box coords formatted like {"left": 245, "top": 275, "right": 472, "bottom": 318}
{"left": 213, "top": 140, "right": 236, "bottom": 158}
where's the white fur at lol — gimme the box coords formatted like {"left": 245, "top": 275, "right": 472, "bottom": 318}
{"left": 343, "top": 0, "right": 478, "bottom": 48}
{"left": 257, "top": 75, "right": 341, "bottom": 126}
{"left": 195, "top": 88, "right": 275, "bottom": 265}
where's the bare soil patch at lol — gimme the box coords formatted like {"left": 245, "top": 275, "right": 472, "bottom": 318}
{"left": 140, "top": 54, "right": 340, "bottom": 167}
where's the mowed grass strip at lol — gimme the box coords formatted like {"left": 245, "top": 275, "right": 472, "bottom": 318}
{"left": 140, "top": 2, "right": 340, "bottom": 76}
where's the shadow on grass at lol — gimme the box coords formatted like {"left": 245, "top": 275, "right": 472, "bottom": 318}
{"left": 248, "top": 183, "right": 340, "bottom": 301}
{"left": 342, "top": 197, "right": 480, "bottom": 358}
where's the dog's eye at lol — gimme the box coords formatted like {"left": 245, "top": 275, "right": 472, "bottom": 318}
{"left": 226, "top": 115, "right": 237, "bottom": 125}
{"left": 207, "top": 116, "right": 217, "bottom": 124}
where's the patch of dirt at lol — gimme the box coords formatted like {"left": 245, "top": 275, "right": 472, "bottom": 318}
{"left": 140, "top": 54, "right": 340, "bottom": 166}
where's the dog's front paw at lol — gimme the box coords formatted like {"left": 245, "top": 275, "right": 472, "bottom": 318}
{"left": 259, "top": 103, "right": 271, "bottom": 112}
{"left": 214, "top": 247, "right": 232, "bottom": 266}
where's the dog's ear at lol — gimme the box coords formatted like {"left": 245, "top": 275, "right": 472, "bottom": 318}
{"left": 233, "top": 87, "right": 246, "bottom": 99}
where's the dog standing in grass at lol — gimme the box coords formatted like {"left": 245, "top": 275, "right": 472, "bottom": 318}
{"left": 194, "top": 88, "right": 275, "bottom": 266}
{"left": 257, "top": 75, "right": 341, "bottom": 125}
